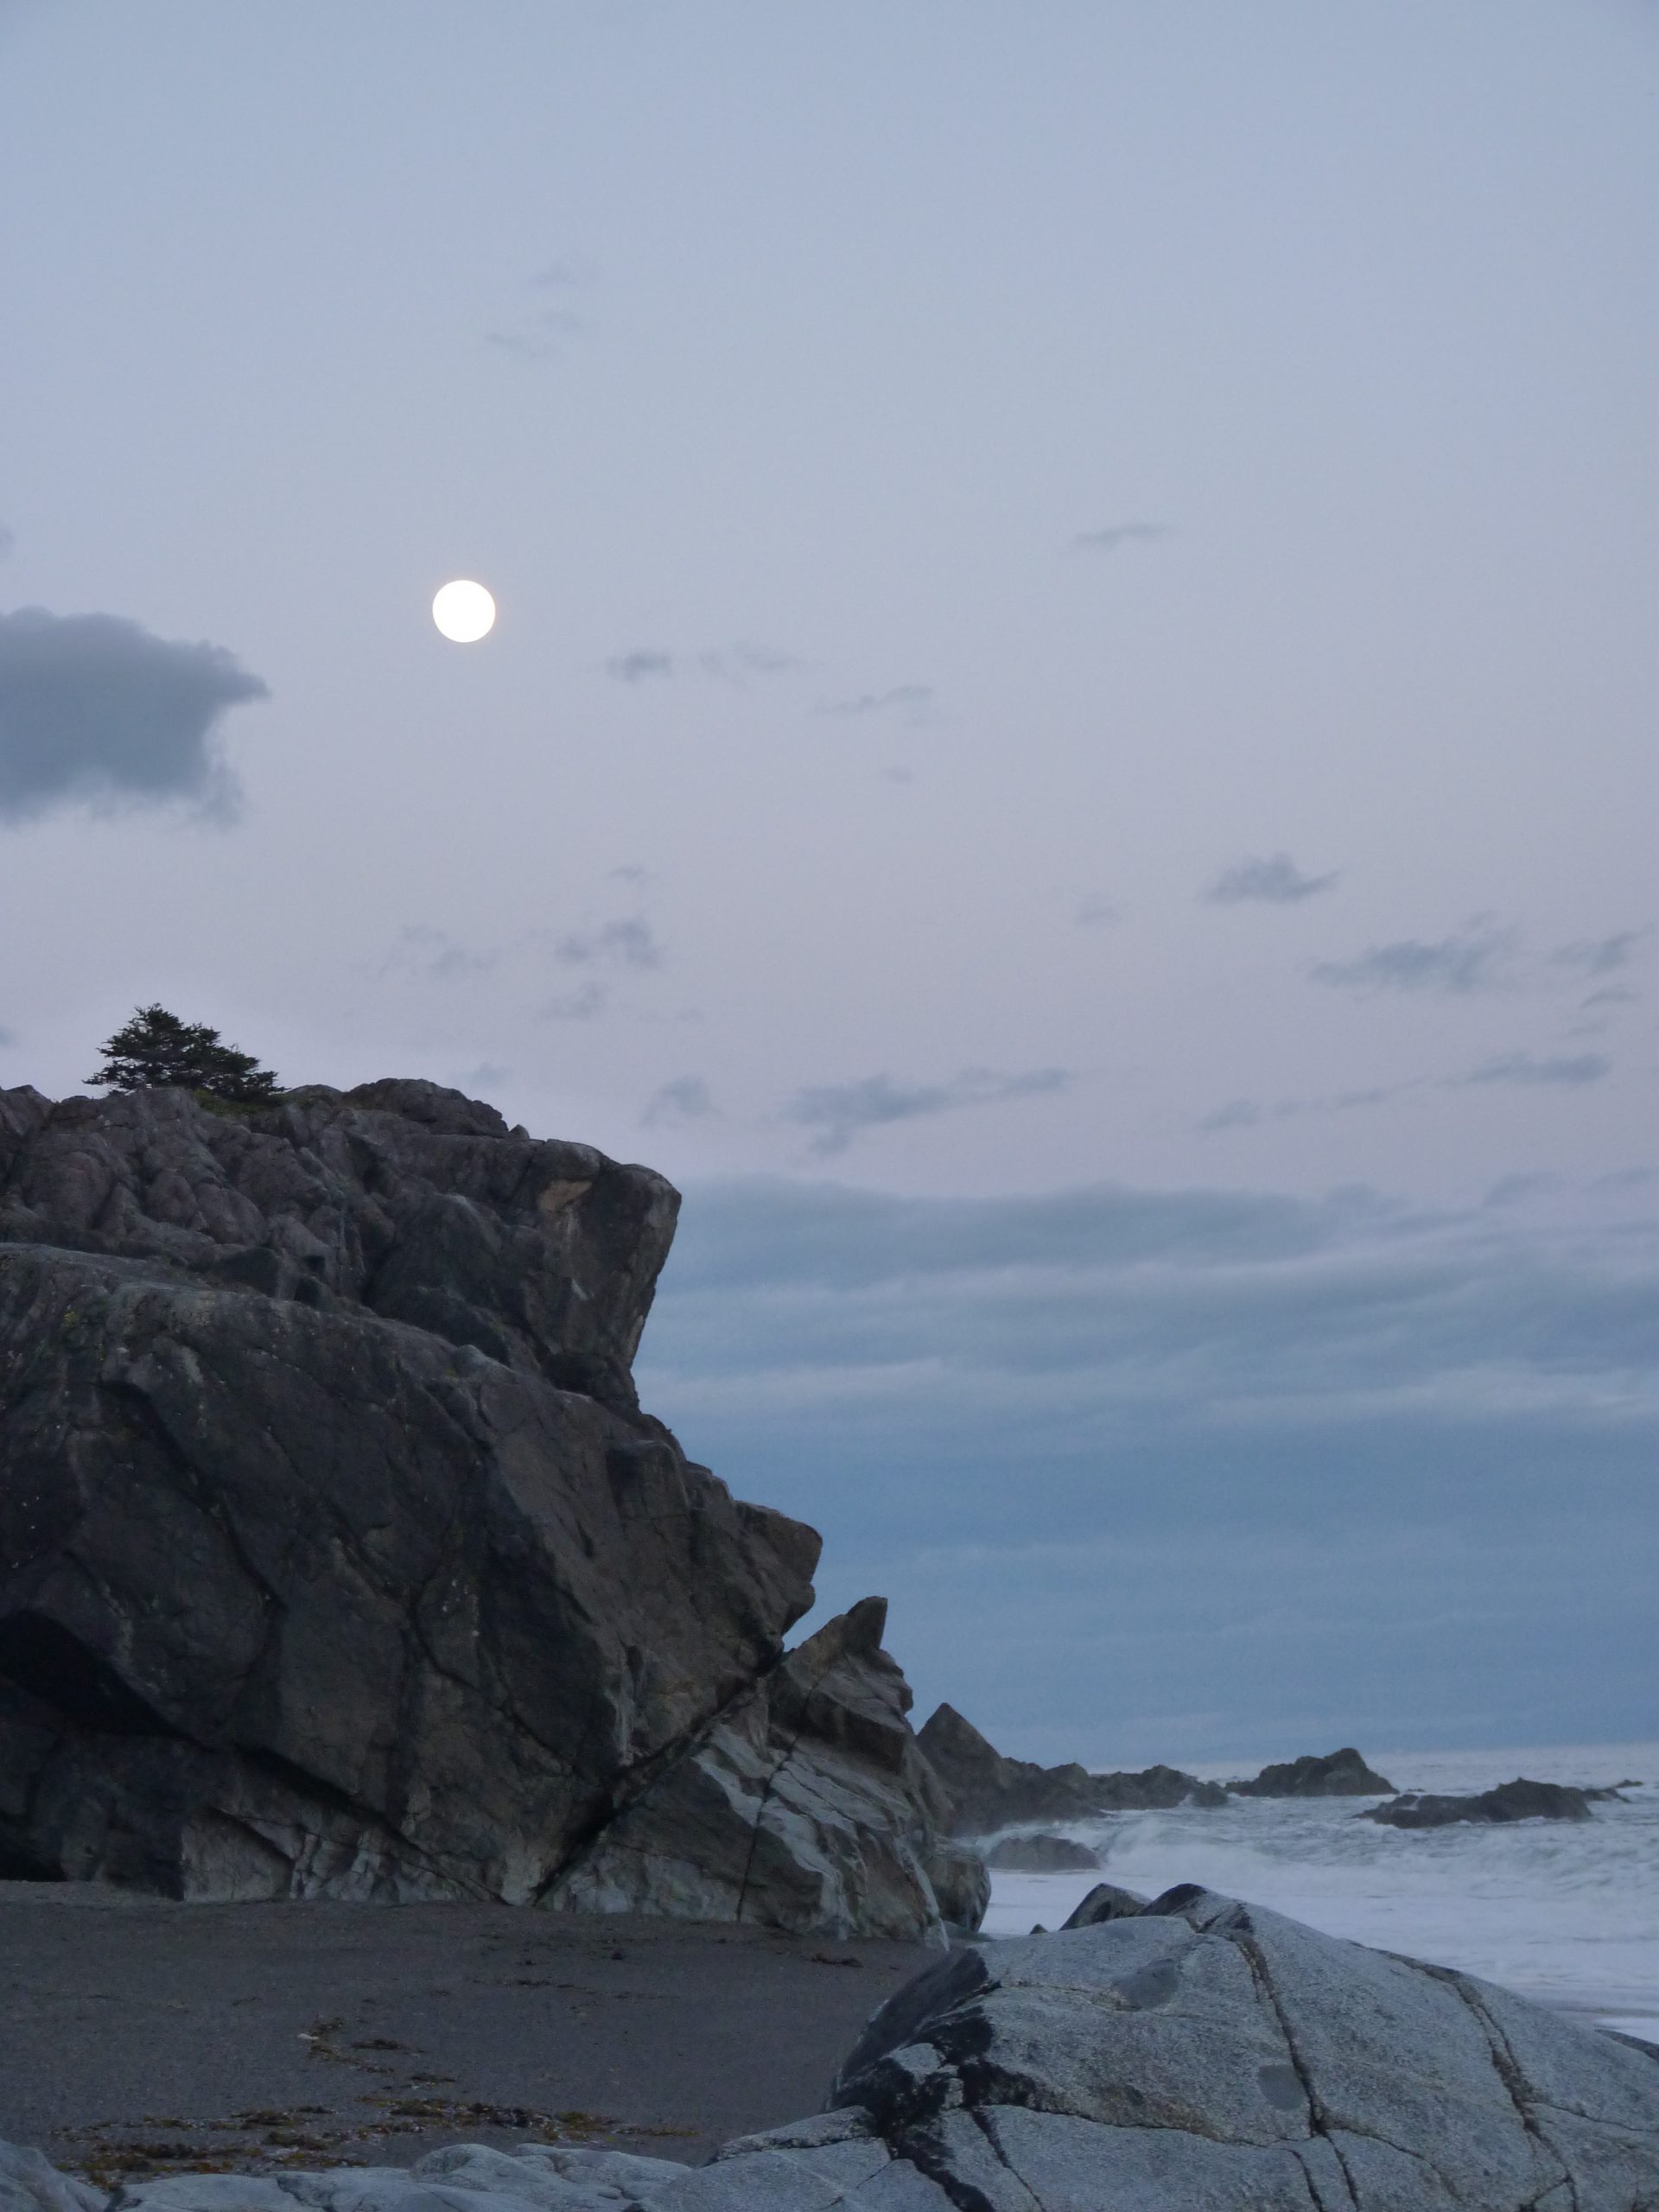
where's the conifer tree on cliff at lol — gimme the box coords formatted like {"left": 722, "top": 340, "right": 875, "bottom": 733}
{"left": 87, "top": 1004, "right": 280, "bottom": 1104}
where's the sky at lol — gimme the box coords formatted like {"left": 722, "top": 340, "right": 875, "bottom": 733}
{"left": 0, "top": 1, "right": 1653, "bottom": 1764}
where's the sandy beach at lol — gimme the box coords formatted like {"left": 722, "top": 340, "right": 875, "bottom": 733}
{"left": 0, "top": 1886, "right": 936, "bottom": 2187}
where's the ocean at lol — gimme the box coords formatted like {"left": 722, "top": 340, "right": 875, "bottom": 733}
{"left": 979, "top": 1741, "right": 1659, "bottom": 2045}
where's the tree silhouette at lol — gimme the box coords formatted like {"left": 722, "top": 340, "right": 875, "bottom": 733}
{"left": 87, "top": 1004, "right": 280, "bottom": 1103}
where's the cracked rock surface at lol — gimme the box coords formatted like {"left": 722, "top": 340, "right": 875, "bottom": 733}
{"left": 5, "top": 1887, "right": 1656, "bottom": 2209}
{"left": 0, "top": 1081, "right": 963, "bottom": 1934}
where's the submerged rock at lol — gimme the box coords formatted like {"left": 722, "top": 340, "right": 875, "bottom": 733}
{"left": 0, "top": 1081, "right": 973, "bottom": 1936}
{"left": 1367, "top": 1777, "right": 1598, "bottom": 1829}
{"left": 1231, "top": 1745, "right": 1395, "bottom": 1796}
{"left": 916, "top": 1700, "right": 1224, "bottom": 1834}
{"left": 10, "top": 1887, "right": 1657, "bottom": 2208}
{"left": 984, "top": 1830, "right": 1100, "bottom": 1871}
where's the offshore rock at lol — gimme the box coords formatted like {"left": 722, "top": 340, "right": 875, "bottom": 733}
{"left": 11, "top": 1888, "right": 1657, "bottom": 2209}
{"left": 917, "top": 1700, "right": 1224, "bottom": 1834}
{"left": 1367, "top": 1777, "right": 1597, "bottom": 1829}
{"left": 984, "top": 1831, "right": 1100, "bottom": 1871}
{"left": 1231, "top": 1745, "right": 1395, "bottom": 1796}
{"left": 0, "top": 1081, "right": 970, "bottom": 1934}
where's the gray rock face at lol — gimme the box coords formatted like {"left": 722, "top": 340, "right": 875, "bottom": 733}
{"left": 1368, "top": 1777, "right": 1598, "bottom": 1829}
{"left": 0, "top": 1083, "right": 971, "bottom": 1935}
{"left": 1231, "top": 1745, "right": 1395, "bottom": 1797}
{"left": 1061, "top": 1878, "right": 1151, "bottom": 1927}
{"left": 10, "top": 1887, "right": 1656, "bottom": 2209}
{"left": 984, "top": 1832, "right": 1100, "bottom": 1872}
{"left": 916, "top": 1701, "right": 1224, "bottom": 1834}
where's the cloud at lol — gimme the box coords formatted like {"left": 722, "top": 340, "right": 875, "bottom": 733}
{"left": 0, "top": 607, "right": 268, "bottom": 824}
{"left": 643, "top": 1076, "right": 715, "bottom": 1127}
{"left": 0, "top": 524, "right": 13, "bottom": 563}
{"left": 607, "top": 650, "right": 674, "bottom": 683}
{"left": 1076, "top": 898, "right": 1122, "bottom": 929}
{"left": 1070, "top": 522, "right": 1166, "bottom": 552}
{"left": 1308, "top": 922, "right": 1514, "bottom": 995}
{"left": 1204, "top": 853, "right": 1340, "bottom": 905}
{"left": 0, "top": 1025, "right": 14, "bottom": 1049}
{"left": 486, "top": 254, "right": 595, "bottom": 360}
{"left": 636, "top": 1172, "right": 1658, "bottom": 1759}
{"left": 817, "top": 684, "right": 933, "bottom": 722}
{"left": 1450, "top": 1050, "right": 1611, "bottom": 1089}
{"left": 556, "top": 915, "right": 662, "bottom": 969}
{"left": 380, "top": 925, "right": 497, "bottom": 982}
{"left": 539, "top": 981, "right": 607, "bottom": 1020}
{"left": 1550, "top": 931, "right": 1642, "bottom": 978}
{"left": 783, "top": 1066, "right": 1071, "bottom": 1158}
{"left": 455, "top": 1061, "right": 512, "bottom": 1094}
{"left": 1198, "top": 1099, "right": 1263, "bottom": 1133}
{"left": 697, "top": 644, "right": 804, "bottom": 683}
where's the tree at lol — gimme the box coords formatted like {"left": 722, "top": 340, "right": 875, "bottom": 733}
{"left": 86, "top": 1004, "right": 280, "bottom": 1104}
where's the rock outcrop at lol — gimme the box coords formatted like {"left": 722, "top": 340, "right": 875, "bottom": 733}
{"left": 917, "top": 1700, "right": 1224, "bottom": 1834}
{"left": 0, "top": 1080, "right": 972, "bottom": 1936}
{"left": 10, "top": 1888, "right": 1657, "bottom": 2209}
{"left": 984, "top": 1831, "right": 1099, "bottom": 1872}
{"left": 1367, "top": 1777, "right": 1598, "bottom": 1829}
{"left": 1231, "top": 1745, "right": 1395, "bottom": 1796}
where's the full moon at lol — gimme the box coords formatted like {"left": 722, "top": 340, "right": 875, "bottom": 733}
{"left": 431, "top": 579, "right": 496, "bottom": 643}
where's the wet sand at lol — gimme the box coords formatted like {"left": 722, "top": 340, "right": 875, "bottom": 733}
{"left": 0, "top": 1885, "right": 938, "bottom": 2187}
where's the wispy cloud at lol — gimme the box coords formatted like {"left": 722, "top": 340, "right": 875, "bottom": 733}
{"left": 556, "top": 916, "right": 662, "bottom": 969}
{"left": 697, "top": 643, "right": 804, "bottom": 683}
{"left": 380, "top": 925, "right": 498, "bottom": 981}
{"left": 607, "top": 650, "right": 674, "bottom": 683}
{"left": 540, "top": 981, "right": 607, "bottom": 1020}
{"left": 486, "top": 253, "right": 596, "bottom": 360}
{"left": 817, "top": 684, "right": 933, "bottom": 723}
{"left": 1070, "top": 522, "right": 1166, "bottom": 552}
{"left": 643, "top": 1076, "right": 716, "bottom": 1127}
{"left": 1550, "top": 931, "right": 1642, "bottom": 978}
{"left": 0, "top": 607, "right": 268, "bottom": 824}
{"left": 784, "top": 1066, "right": 1071, "bottom": 1158}
{"left": 1308, "top": 922, "right": 1515, "bottom": 995}
{"left": 1205, "top": 853, "right": 1340, "bottom": 906}
{"left": 1449, "top": 1050, "right": 1611, "bottom": 1089}
{"left": 1077, "top": 898, "right": 1123, "bottom": 929}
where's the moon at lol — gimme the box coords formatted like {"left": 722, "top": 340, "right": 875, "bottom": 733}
{"left": 432, "top": 579, "right": 496, "bottom": 643}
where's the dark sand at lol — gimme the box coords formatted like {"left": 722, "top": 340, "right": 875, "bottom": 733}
{"left": 0, "top": 1885, "right": 940, "bottom": 2186}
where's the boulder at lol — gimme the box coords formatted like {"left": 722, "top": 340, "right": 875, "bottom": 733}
{"left": 11, "top": 1886, "right": 1657, "bottom": 2208}
{"left": 984, "top": 1831, "right": 1100, "bottom": 1871}
{"left": 1062, "top": 1878, "right": 1151, "bottom": 1926}
{"left": 0, "top": 1083, "right": 974, "bottom": 1936}
{"left": 1231, "top": 1745, "right": 1395, "bottom": 1796}
{"left": 1368, "top": 1777, "right": 1596, "bottom": 1829}
{"left": 916, "top": 1701, "right": 1224, "bottom": 1834}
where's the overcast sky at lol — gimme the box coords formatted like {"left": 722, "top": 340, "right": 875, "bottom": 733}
{"left": 1, "top": 1, "right": 1653, "bottom": 1762}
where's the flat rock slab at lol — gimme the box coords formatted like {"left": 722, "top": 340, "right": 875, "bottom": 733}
{"left": 0, "top": 1892, "right": 929, "bottom": 2179}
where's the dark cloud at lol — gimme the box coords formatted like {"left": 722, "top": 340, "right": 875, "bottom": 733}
{"left": 635, "top": 1173, "right": 1656, "bottom": 1758}
{"left": 607, "top": 649, "right": 674, "bottom": 683}
{"left": 817, "top": 684, "right": 932, "bottom": 721}
{"left": 643, "top": 1076, "right": 715, "bottom": 1127}
{"left": 1308, "top": 923, "right": 1514, "bottom": 995}
{"left": 1550, "top": 931, "right": 1642, "bottom": 977}
{"left": 1070, "top": 522, "right": 1166, "bottom": 552}
{"left": 784, "top": 1066, "right": 1071, "bottom": 1158}
{"left": 1204, "top": 853, "right": 1340, "bottom": 905}
{"left": 0, "top": 607, "right": 268, "bottom": 824}
{"left": 556, "top": 916, "right": 662, "bottom": 969}
{"left": 1450, "top": 1050, "right": 1611, "bottom": 1089}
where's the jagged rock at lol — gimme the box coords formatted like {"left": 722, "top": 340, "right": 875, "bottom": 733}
{"left": 1062, "top": 1878, "right": 1151, "bottom": 1926}
{"left": 916, "top": 1701, "right": 1224, "bottom": 1834}
{"left": 984, "top": 1831, "right": 1100, "bottom": 1871}
{"left": 1367, "top": 1777, "right": 1597, "bottom": 1829}
{"left": 1231, "top": 1745, "right": 1395, "bottom": 1796}
{"left": 0, "top": 1082, "right": 972, "bottom": 1934}
{"left": 14, "top": 1887, "right": 1657, "bottom": 2208}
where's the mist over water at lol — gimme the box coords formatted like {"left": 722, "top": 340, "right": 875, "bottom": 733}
{"left": 981, "top": 1743, "right": 1659, "bottom": 2040}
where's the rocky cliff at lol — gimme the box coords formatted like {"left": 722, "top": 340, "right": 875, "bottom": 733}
{"left": 0, "top": 1079, "right": 973, "bottom": 1936}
